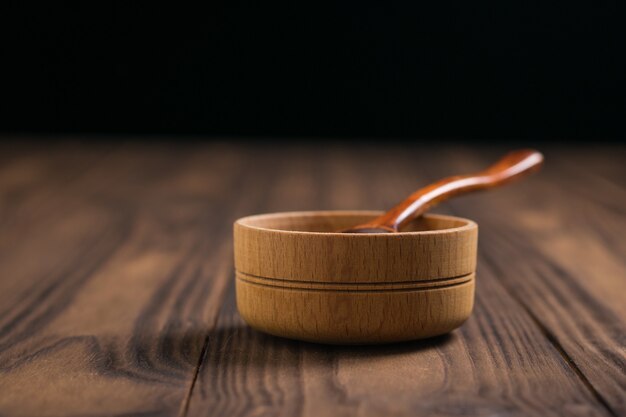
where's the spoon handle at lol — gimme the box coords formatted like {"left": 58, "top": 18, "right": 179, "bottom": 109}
{"left": 362, "top": 149, "right": 544, "bottom": 232}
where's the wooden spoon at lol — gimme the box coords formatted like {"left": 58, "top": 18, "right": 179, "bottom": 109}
{"left": 343, "top": 149, "right": 544, "bottom": 233}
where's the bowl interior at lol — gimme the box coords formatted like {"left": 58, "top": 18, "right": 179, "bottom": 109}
{"left": 237, "top": 211, "right": 472, "bottom": 233}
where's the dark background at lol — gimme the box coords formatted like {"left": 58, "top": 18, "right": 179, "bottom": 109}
{"left": 1, "top": 2, "right": 624, "bottom": 141}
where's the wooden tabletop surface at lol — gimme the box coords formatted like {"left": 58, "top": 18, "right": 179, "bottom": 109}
{"left": 0, "top": 140, "right": 624, "bottom": 417}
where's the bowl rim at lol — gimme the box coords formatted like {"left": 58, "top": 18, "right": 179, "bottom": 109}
{"left": 234, "top": 210, "right": 477, "bottom": 237}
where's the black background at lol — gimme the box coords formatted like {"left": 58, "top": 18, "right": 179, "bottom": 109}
{"left": 1, "top": 2, "right": 624, "bottom": 141}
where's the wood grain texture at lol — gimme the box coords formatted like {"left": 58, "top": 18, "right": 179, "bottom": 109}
{"left": 0, "top": 142, "right": 264, "bottom": 416}
{"left": 0, "top": 140, "right": 624, "bottom": 417}
{"left": 234, "top": 212, "right": 477, "bottom": 282}
{"left": 421, "top": 147, "right": 626, "bottom": 416}
{"left": 236, "top": 273, "right": 475, "bottom": 344}
{"left": 233, "top": 211, "right": 477, "bottom": 344}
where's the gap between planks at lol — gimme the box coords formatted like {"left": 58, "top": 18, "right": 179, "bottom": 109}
{"left": 180, "top": 145, "right": 623, "bottom": 417}
{"left": 178, "top": 249, "right": 233, "bottom": 417}
{"left": 422, "top": 148, "right": 622, "bottom": 417}
{"left": 480, "top": 250, "right": 619, "bottom": 417}
{"left": 178, "top": 146, "right": 286, "bottom": 417}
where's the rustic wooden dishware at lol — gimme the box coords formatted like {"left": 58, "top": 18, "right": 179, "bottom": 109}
{"left": 234, "top": 211, "right": 477, "bottom": 344}
{"left": 234, "top": 149, "right": 543, "bottom": 344}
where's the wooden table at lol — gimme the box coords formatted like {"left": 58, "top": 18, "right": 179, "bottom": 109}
{"left": 0, "top": 140, "right": 624, "bottom": 417}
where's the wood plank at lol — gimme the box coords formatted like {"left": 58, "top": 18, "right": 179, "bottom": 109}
{"left": 557, "top": 145, "right": 626, "bottom": 188}
{"left": 186, "top": 145, "right": 612, "bottom": 417}
{"left": 0, "top": 141, "right": 114, "bottom": 232}
{"left": 0, "top": 142, "right": 265, "bottom": 416}
{"left": 412, "top": 146, "right": 625, "bottom": 416}
{"left": 1, "top": 142, "right": 621, "bottom": 416}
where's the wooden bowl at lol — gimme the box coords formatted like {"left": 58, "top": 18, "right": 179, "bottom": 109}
{"left": 234, "top": 211, "right": 478, "bottom": 345}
